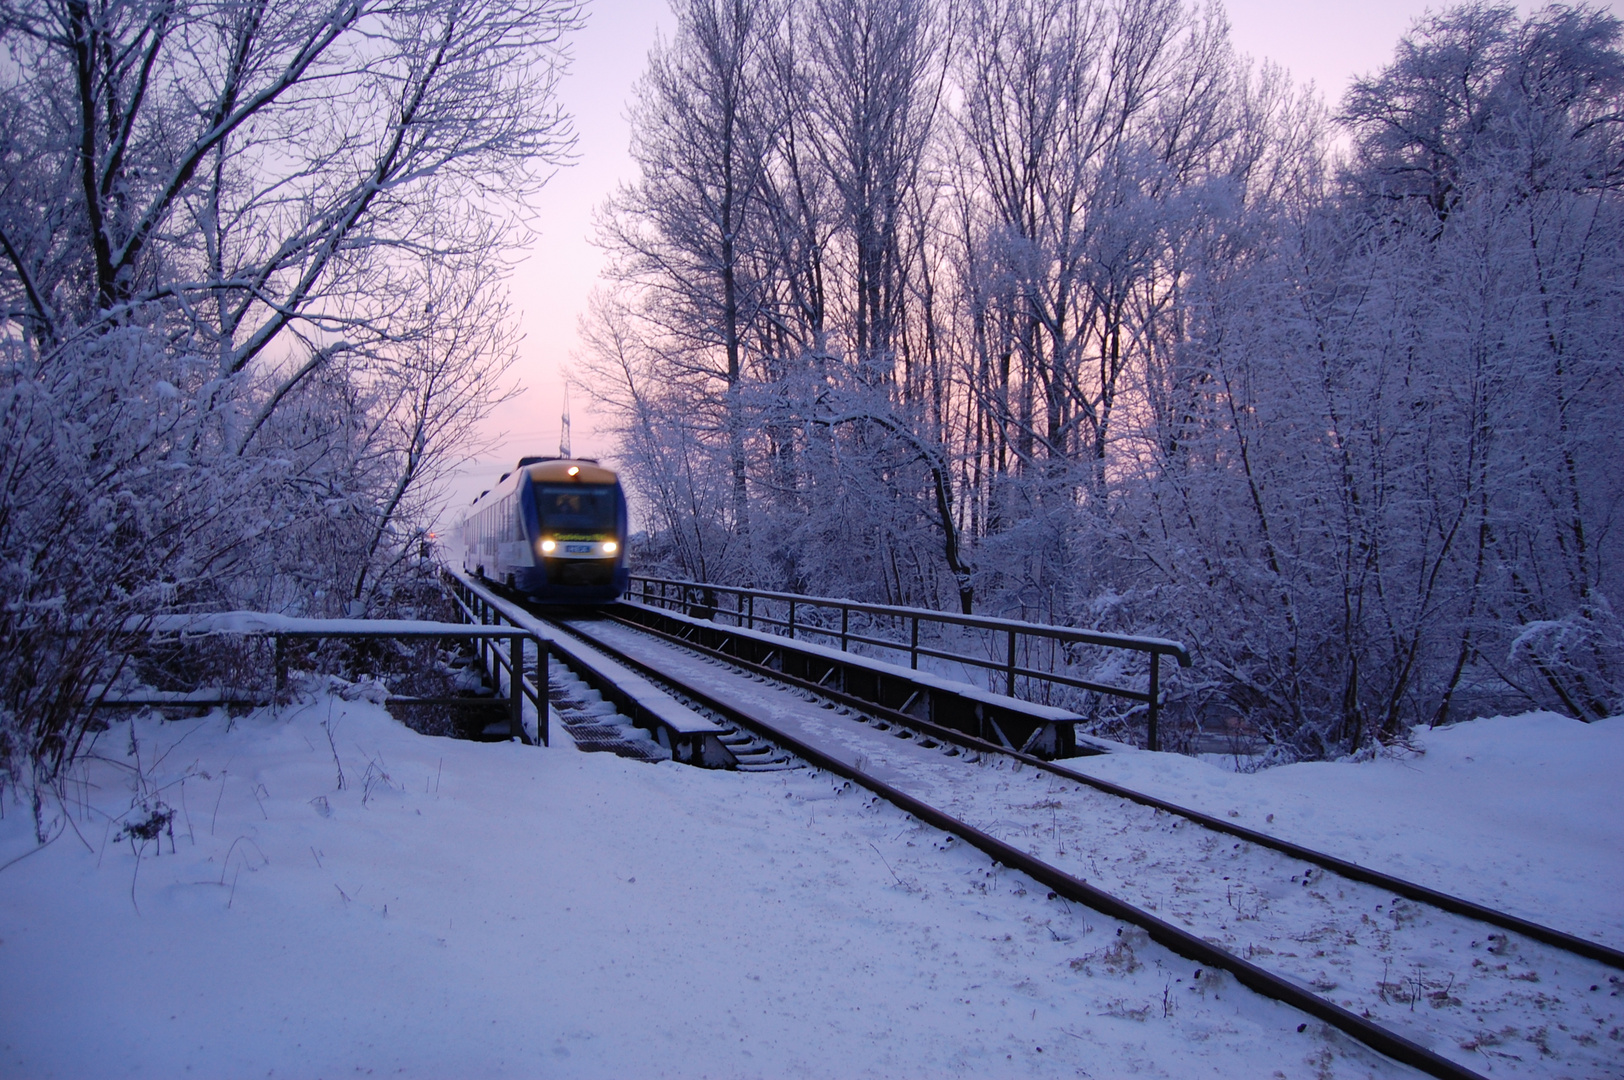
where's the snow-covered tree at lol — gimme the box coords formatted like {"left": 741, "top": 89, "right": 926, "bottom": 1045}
{"left": 590, "top": 0, "right": 1624, "bottom": 755}
{"left": 0, "top": 0, "right": 577, "bottom": 781}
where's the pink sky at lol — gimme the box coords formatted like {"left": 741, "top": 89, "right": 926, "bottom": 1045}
{"left": 448, "top": 0, "right": 1615, "bottom": 511}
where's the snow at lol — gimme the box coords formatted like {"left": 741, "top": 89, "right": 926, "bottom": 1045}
{"left": 135, "top": 612, "right": 519, "bottom": 637}
{"left": 0, "top": 692, "right": 1617, "bottom": 1078}
{"left": 1056, "top": 713, "right": 1624, "bottom": 947}
{"left": 556, "top": 620, "right": 1624, "bottom": 1077}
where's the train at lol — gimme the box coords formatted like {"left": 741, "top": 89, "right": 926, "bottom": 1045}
{"left": 459, "top": 457, "right": 630, "bottom": 603}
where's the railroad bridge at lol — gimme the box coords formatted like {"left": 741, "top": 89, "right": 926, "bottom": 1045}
{"left": 107, "top": 573, "right": 1624, "bottom": 1080}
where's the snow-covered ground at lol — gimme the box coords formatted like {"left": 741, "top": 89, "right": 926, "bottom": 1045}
{"left": 0, "top": 691, "right": 1618, "bottom": 1079}
{"left": 1059, "top": 713, "right": 1624, "bottom": 948}
{"left": 560, "top": 621, "right": 1624, "bottom": 1077}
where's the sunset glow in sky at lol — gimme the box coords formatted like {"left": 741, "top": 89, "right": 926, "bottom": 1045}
{"left": 448, "top": 0, "right": 1616, "bottom": 510}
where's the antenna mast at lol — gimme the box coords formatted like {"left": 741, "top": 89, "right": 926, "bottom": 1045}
{"left": 559, "top": 385, "right": 572, "bottom": 459}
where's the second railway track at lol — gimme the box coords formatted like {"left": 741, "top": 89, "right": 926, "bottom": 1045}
{"left": 471, "top": 579, "right": 1622, "bottom": 1080}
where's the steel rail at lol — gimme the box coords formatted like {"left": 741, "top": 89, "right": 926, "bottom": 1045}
{"left": 540, "top": 610, "right": 1490, "bottom": 1080}
{"left": 600, "top": 605, "right": 1624, "bottom": 973}
{"left": 448, "top": 576, "right": 1613, "bottom": 1078}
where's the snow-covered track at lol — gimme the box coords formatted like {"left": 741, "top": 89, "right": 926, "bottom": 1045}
{"left": 533, "top": 614, "right": 802, "bottom": 771}
{"left": 604, "top": 605, "right": 1624, "bottom": 973}
{"left": 447, "top": 570, "right": 804, "bottom": 770}
{"left": 442, "top": 573, "right": 1619, "bottom": 1078}
{"left": 613, "top": 593, "right": 1108, "bottom": 758}
{"left": 548, "top": 661, "right": 673, "bottom": 762}
{"left": 548, "top": 613, "right": 1622, "bottom": 1080}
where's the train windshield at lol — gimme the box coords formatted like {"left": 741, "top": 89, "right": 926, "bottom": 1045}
{"left": 533, "top": 483, "right": 618, "bottom": 532}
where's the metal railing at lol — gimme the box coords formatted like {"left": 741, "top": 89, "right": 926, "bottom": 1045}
{"left": 627, "top": 575, "right": 1192, "bottom": 751}
{"left": 440, "top": 591, "right": 550, "bottom": 747}
{"left": 119, "top": 613, "right": 548, "bottom": 746}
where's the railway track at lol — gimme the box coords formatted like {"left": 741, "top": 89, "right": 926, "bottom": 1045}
{"left": 597, "top": 604, "right": 1624, "bottom": 965}
{"left": 548, "top": 652, "right": 801, "bottom": 771}
{"left": 462, "top": 578, "right": 1621, "bottom": 1080}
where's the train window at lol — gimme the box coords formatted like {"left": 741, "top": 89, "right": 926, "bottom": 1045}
{"left": 534, "top": 483, "right": 617, "bottom": 532}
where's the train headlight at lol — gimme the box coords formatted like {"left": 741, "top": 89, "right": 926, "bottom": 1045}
{"left": 603, "top": 541, "right": 618, "bottom": 554}
{"left": 567, "top": 466, "right": 580, "bottom": 477}
{"left": 540, "top": 538, "right": 556, "bottom": 554}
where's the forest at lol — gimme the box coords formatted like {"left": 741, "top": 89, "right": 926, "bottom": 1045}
{"left": 584, "top": 0, "right": 1624, "bottom": 758}
{"left": 0, "top": 0, "right": 1619, "bottom": 783}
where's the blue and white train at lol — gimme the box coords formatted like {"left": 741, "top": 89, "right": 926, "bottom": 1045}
{"left": 459, "top": 457, "right": 630, "bottom": 603}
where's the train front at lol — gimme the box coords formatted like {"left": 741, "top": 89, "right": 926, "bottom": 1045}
{"left": 519, "top": 459, "right": 629, "bottom": 603}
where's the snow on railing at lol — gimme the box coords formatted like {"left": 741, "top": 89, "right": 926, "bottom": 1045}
{"left": 629, "top": 575, "right": 1192, "bottom": 751}
{"left": 118, "top": 612, "right": 547, "bottom": 746}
